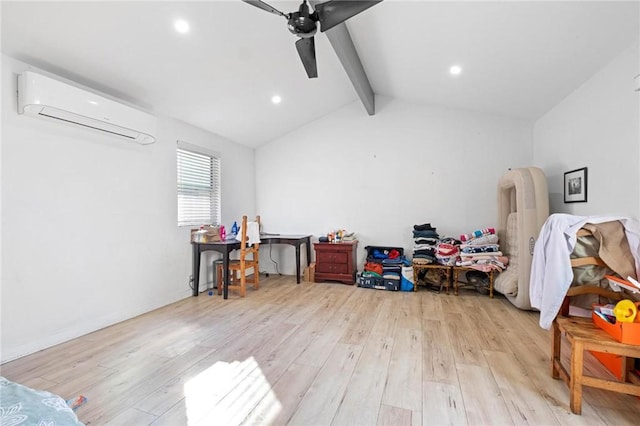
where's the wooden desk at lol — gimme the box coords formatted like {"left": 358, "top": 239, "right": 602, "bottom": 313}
{"left": 192, "top": 234, "right": 312, "bottom": 299}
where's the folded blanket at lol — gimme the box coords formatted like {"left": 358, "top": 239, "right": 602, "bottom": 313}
{"left": 412, "top": 257, "right": 435, "bottom": 264}
{"left": 455, "top": 256, "right": 508, "bottom": 270}
{"left": 413, "top": 230, "right": 440, "bottom": 239}
{"left": 436, "top": 247, "right": 459, "bottom": 257}
{"left": 460, "top": 245, "right": 500, "bottom": 253}
{"left": 414, "top": 223, "right": 436, "bottom": 231}
{"left": 460, "top": 252, "right": 503, "bottom": 258}
{"left": 436, "top": 255, "right": 457, "bottom": 266}
{"left": 460, "top": 228, "right": 496, "bottom": 242}
{"left": 460, "top": 234, "right": 499, "bottom": 246}
{"left": 414, "top": 238, "right": 439, "bottom": 245}
{"left": 414, "top": 245, "right": 437, "bottom": 252}
{"left": 414, "top": 249, "right": 436, "bottom": 256}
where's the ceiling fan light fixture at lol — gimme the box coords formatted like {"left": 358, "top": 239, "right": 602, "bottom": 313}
{"left": 449, "top": 65, "right": 462, "bottom": 76}
{"left": 174, "top": 19, "right": 190, "bottom": 34}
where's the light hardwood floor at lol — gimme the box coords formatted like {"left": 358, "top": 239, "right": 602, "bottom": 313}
{"left": 2, "top": 275, "right": 639, "bottom": 425}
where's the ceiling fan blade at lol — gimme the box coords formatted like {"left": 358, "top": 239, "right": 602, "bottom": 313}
{"left": 315, "top": 0, "right": 382, "bottom": 32}
{"left": 241, "top": 0, "right": 288, "bottom": 18}
{"left": 295, "top": 37, "right": 318, "bottom": 78}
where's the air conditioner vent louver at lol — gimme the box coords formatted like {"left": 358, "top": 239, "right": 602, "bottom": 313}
{"left": 18, "top": 71, "right": 156, "bottom": 145}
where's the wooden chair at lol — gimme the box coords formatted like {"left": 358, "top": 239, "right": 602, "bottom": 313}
{"left": 551, "top": 281, "right": 640, "bottom": 414}
{"left": 217, "top": 215, "right": 260, "bottom": 297}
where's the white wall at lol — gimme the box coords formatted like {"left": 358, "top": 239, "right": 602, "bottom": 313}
{"left": 0, "top": 55, "right": 256, "bottom": 362}
{"left": 533, "top": 42, "right": 640, "bottom": 218}
{"left": 255, "top": 97, "right": 533, "bottom": 272}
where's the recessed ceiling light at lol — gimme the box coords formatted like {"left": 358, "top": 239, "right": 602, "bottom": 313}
{"left": 174, "top": 19, "right": 190, "bottom": 34}
{"left": 449, "top": 65, "right": 462, "bottom": 76}
{"left": 271, "top": 95, "right": 282, "bottom": 104}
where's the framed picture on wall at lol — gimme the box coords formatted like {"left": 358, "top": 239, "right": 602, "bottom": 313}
{"left": 564, "top": 167, "right": 588, "bottom": 203}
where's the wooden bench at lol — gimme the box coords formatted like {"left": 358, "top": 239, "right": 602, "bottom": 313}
{"left": 551, "top": 285, "right": 640, "bottom": 414}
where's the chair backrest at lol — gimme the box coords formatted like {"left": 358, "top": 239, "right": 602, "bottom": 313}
{"left": 239, "top": 215, "right": 260, "bottom": 260}
{"left": 559, "top": 285, "right": 625, "bottom": 318}
{"left": 559, "top": 228, "right": 627, "bottom": 317}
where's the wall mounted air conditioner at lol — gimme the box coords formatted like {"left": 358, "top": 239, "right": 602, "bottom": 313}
{"left": 18, "top": 71, "right": 156, "bottom": 145}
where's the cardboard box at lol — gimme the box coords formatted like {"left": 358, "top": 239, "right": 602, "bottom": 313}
{"left": 190, "top": 226, "right": 221, "bottom": 243}
{"left": 304, "top": 263, "right": 316, "bottom": 282}
{"left": 592, "top": 304, "right": 640, "bottom": 345}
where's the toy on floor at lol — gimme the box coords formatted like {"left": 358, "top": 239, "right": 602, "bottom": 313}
{"left": 66, "top": 395, "right": 87, "bottom": 411}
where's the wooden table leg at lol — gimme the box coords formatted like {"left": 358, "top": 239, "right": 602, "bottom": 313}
{"left": 551, "top": 321, "right": 561, "bottom": 379}
{"left": 569, "top": 340, "right": 584, "bottom": 414}
{"left": 454, "top": 269, "right": 459, "bottom": 296}
{"left": 445, "top": 268, "right": 451, "bottom": 294}
{"left": 489, "top": 270, "right": 494, "bottom": 298}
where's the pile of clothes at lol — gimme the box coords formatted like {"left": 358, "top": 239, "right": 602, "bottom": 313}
{"left": 412, "top": 223, "right": 440, "bottom": 264}
{"left": 435, "top": 237, "right": 461, "bottom": 266}
{"left": 456, "top": 227, "right": 508, "bottom": 272}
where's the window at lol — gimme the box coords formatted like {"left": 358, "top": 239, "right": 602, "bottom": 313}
{"left": 176, "top": 142, "right": 221, "bottom": 227}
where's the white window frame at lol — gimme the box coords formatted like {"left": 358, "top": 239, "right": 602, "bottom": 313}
{"left": 176, "top": 141, "right": 221, "bottom": 227}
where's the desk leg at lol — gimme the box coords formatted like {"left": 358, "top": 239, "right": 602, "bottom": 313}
{"left": 223, "top": 252, "right": 230, "bottom": 300}
{"left": 305, "top": 238, "right": 311, "bottom": 267}
{"left": 192, "top": 245, "right": 200, "bottom": 297}
{"left": 295, "top": 243, "right": 301, "bottom": 284}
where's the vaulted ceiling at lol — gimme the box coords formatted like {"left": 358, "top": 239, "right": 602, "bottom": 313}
{"left": 2, "top": 1, "right": 638, "bottom": 148}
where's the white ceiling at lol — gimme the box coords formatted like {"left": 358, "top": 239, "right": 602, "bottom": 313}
{"left": 2, "top": 1, "right": 638, "bottom": 148}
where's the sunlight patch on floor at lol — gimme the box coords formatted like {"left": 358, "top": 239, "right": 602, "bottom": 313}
{"left": 184, "top": 357, "right": 282, "bottom": 425}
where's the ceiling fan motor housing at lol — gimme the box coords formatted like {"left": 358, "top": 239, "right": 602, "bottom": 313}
{"left": 287, "top": 12, "right": 318, "bottom": 38}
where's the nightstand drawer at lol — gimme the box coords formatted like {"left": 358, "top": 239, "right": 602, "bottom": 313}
{"left": 316, "top": 262, "right": 349, "bottom": 274}
{"left": 317, "top": 251, "right": 347, "bottom": 264}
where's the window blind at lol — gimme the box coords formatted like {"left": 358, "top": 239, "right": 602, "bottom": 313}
{"left": 177, "top": 146, "right": 221, "bottom": 227}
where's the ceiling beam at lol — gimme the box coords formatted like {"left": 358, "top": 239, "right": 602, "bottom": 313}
{"left": 310, "top": 0, "right": 375, "bottom": 115}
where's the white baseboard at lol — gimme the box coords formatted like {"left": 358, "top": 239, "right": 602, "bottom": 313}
{"left": 1, "top": 288, "right": 192, "bottom": 363}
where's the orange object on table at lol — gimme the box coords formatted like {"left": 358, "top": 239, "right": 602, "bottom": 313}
{"left": 592, "top": 304, "right": 640, "bottom": 345}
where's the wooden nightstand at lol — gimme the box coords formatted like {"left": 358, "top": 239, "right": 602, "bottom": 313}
{"left": 313, "top": 241, "right": 358, "bottom": 285}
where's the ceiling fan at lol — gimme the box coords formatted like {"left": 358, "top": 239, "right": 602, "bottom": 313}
{"left": 242, "top": 0, "right": 382, "bottom": 78}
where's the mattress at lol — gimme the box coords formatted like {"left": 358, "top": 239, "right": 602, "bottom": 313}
{"left": 495, "top": 167, "right": 549, "bottom": 310}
